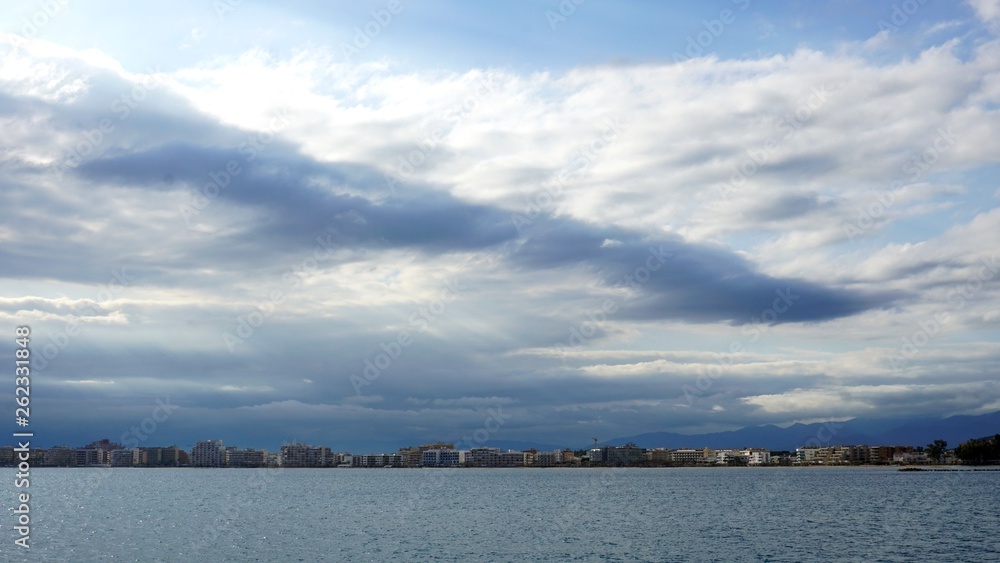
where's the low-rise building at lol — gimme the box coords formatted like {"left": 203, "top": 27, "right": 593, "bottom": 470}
{"left": 741, "top": 448, "right": 771, "bottom": 466}
{"left": 467, "top": 447, "right": 501, "bottom": 467}
{"left": 499, "top": 450, "right": 526, "bottom": 467}
{"left": 353, "top": 453, "right": 405, "bottom": 467}
{"left": 422, "top": 448, "right": 466, "bottom": 467}
{"left": 603, "top": 444, "right": 644, "bottom": 466}
{"left": 672, "top": 449, "right": 707, "bottom": 464}
{"left": 227, "top": 448, "right": 269, "bottom": 468}
{"left": 281, "top": 443, "right": 334, "bottom": 467}
{"left": 533, "top": 449, "right": 564, "bottom": 467}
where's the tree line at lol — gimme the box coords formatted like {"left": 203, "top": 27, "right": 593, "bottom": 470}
{"left": 955, "top": 434, "right": 1000, "bottom": 465}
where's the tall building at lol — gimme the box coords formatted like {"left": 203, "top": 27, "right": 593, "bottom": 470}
{"left": 191, "top": 440, "right": 226, "bottom": 467}
{"left": 160, "top": 446, "right": 181, "bottom": 466}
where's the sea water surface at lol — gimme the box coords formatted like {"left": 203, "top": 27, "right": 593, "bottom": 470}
{"left": 3, "top": 466, "right": 999, "bottom": 561}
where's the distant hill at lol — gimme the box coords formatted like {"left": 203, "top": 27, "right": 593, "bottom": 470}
{"left": 595, "top": 410, "right": 1000, "bottom": 451}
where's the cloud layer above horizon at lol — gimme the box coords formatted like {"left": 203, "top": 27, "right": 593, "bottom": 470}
{"left": 2, "top": 0, "right": 999, "bottom": 452}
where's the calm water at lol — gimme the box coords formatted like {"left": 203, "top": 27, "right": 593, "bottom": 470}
{"left": 2, "top": 466, "right": 998, "bottom": 561}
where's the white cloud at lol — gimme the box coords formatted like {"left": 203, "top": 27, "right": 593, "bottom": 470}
{"left": 969, "top": 0, "right": 1000, "bottom": 27}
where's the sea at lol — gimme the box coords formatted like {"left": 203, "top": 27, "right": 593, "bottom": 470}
{"left": 2, "top": 466, "right": 998, "bottom": 562}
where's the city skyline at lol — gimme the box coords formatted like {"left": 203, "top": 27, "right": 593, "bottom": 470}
{"left": 3, "top": 1, "right": 1000, "bottom": 454}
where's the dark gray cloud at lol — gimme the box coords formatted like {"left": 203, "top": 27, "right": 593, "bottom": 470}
{"left": 63, "top": 135, "right": 892, "bottom": 326}
{"left": 512, "top": 218, "right": 894, "bottom": 324}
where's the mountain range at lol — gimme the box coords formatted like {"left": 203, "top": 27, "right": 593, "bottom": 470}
{"left": 593, "top": 411, "right": 1000, "bottom": 452}
{"left": 484, "top": 411, "right": 1000, "bottom": 452}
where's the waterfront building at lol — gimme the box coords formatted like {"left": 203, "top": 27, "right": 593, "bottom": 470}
{"left": 742, "top": 448, "right": 771, "bottom": 466}
{"left": 353, "top": 453, "right": 405, "bottom": 467}
{"left": 76, "top": 448, "right": 106, "bottom": 466}
{"left": 281, "top": 443, "right": 334, "bottom": 467}
{"left": 603, "top": 444, "right": 644, "bottom": 466}
{"left": 499, "top": 450, "right": 526, "bottom": 467}
{"left": 672, "top": 449, "right": 707, "bottom": 464}
{"left": 397, "top": 447, "right": 422, "bottom": 467}
{"left": 795, "top": 447, "right": 819, "bottom": 464}
{"left": 422, "top": 448, "right": 466, "bottom": 467}
{"left": 110, "top": 449, "right": 135, "bottom": 467}
{"left": 227, "top": 448, "right": 269, "bottom": 468}
{"left": 44, "top": 446, "right": 75, "bottom": 467}
{"left": 534, "top": 449, "right": 563, "bottom": 467}
{"left": 191, "top": 440, "right": 227, "bottom": 467}
{"left": 467, "top": 447, "right": 502, "bottom": 467}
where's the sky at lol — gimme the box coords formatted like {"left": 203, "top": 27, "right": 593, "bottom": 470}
{"left": 2, "top": 0, "right": 999, "bottom": 454}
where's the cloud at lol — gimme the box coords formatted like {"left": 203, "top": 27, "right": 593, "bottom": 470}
{"left": 969, "top": 0, "right": 1000, "bottom": 27}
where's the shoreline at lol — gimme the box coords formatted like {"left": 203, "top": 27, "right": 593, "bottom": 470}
{"left": 10, "top": 464, "right": 999, "bottom": 470}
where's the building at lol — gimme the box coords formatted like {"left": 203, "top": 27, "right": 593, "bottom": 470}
{"left": 742, "top": 449, "right": 771, "bottom": 466}
{"left": 398, "top": 447, "right": 423, "bottom": 467}
{"left": 142, "top": 446, "right": 181, "bottom": 466}
{"left": 419, "top": 442, "right": 455, "bottom": 451}
{"left": 893, "top": 451, "right": 930, "bottom": 464}
{"left": 422, "top": 448, "right": 466, "bottom": 467}
{"left": 44, "top": 446, "right": 75, "bottom": 467}
{"left": 467, "top": 447, "right": 501, "bottom": 467}
{"left": 227, "top": 448, "right": 269, "bottom": 468}
{"left": 842, "top": 445, "right": 871, "bottom": 464}
{"left": 191, "top": 440, "right": 227, "bottom": 467}
{"left": 671, "top": 449, "right": 707, "bottom": 465}
{"left": 76, "top": 448, "right": 106, "bottom": 466}
{"left": 144, "top": 447, "right": 163, "bottom": 466}
{"left": 353, "top": 453, "right": 399, "bottom": 467}
{"left": 160, "top": 446, "right": 181, "bottom": 466}
{"left": 603, "top": 444, "right": 644, "bottom": 466}
{"left": 499, "top": 450, "right": 526, "bottom": 467}
{"left": 281, "top": 443, "right": 334, "bottom": 467}
{"left": 796, "top": 447, "right": 819, "bottom": 464}
{"left": 870, "top": 445, "right": 912, "bottom": 464}
{"left": 533, "top": 449, "right": 564, "bottom": 467}
{"left": 84, "top": 439, "right": 122, "bottom": 454}
{"left": 647, "top": 449, "right": 671, "bottom": 464}
{"left": 110, "top": 449, "right": 138, "bottom": 467}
